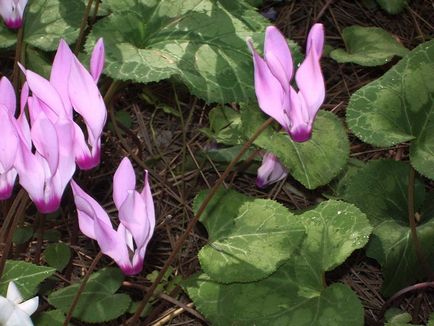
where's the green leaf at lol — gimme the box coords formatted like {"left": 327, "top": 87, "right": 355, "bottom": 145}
{"left": 23, "top": 0, "right": 84, "bottom": 51}
{"left": 48, "top": 268, "right": 131, "bottom": 323}
{"left": 13, "top": 226, "right": 34, "bottom": 244}
{"left": 25, "top": 46, "right": 52, "bottom": 79}
{"left": 184, "top": 266, "right": 364, "bottom": 326}
{"left": 33, "top": 309, "right": 66, "bottom": 326}
{"left": 195, "top": 189, "right": 305, "bottom": 283}
{"left": 376, "top": 0, "right": 409, "bottom": 14}
{"left": 385, "top": 308, "right": 423, "bottom": 326}
{"left": 86, "top": 0, "right": 301, "bottom": 103}
{"left": 346, "top": 40, "right": 434, "bottom": 179}
{"left": 330, "top": 26, "right": 409, "bottom": 66}
{"left": 242, "top": 104, "right": 350, "bottom": 189}
{"left": 44, "top": 243, "right": 71, "bottom": 272}
{"left": 295, "top": 200, "right": 372, "bottom": 296}
{"left": 343, "top": 160, "right": 434, "bottom": 296}
{"left": 201, "top": 106, "right": 245, "bottom": 145}
{"left": 0, "top": 260, "right": 55, "bottom": 299}
{"left": 0, "top": 23, "right": 18, "bottom": 48}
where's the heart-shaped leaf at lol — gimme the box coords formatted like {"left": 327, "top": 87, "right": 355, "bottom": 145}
{"left": 330, "top": 26, "right": 409, "bottom": 66}
{"left": 195, "top": 189, "right": 305, "bottom": 283}
{"left": 343, "top": 160, "right": 434, "bottom": 296}
{"left": 347, "top": 40, "right": 434, "bottom": 179}
{"left": 185, "top": 267, "right": 364, "bottom": 326}
{"left": 44, "top": 243, "right": 71, "bottom": 272}
{"left": 0, "top": 260, "right": 55, "bottom": 299}
{"left": 48, "top": 268, "right": 131, "bottom": 323}
{"left": 242, "top": 104, "right": 350, "bottom": 189}
{"left": 86, "top": 0, "right": 301, "bottom": 103}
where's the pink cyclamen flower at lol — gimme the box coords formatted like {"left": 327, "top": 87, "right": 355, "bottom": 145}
{"left": 14, "top": 90, "right": 76, "bottom": 213}
{"left": 256, "top": 152, "right": 288, "bottom": 188}
{"left": 0, "top": 0, "right": 28, "bottom": 29}
{"left": 71, "top": 157, "right": 155, "bottom": 275}
{"left": 0, "top": 77, "right": 19, "bottom": 199}
{"left": 20, "top": 38, "right": 107, "bottom": 170}
{"left": 247, "top": 24, "right": 325, "bottom": 142}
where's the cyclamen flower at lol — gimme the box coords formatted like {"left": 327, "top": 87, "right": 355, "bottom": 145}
{"left": 256, "top": 152, "right": 288, "bottom": 188}
{"left": 248, "top": 24, "right": 325, "bottom": 142}
{"left": 0, "top": 77, "right": 19, "bottom": 199}
{"left": 14, "top": 85, "right": 76, "bottom": 213}
{"left": 0, "top": 281, "right": 38, "bottom": 326}
{"left": 71, "top": 157, "right": 155, "bottom": 275}
{"left": 0, "top": 0, "right": 28, "bottom": 29}
{"left": 20, "top": 38, "right": 107, "bottom": 170}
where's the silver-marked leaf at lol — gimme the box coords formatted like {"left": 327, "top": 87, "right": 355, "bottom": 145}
{"left": 0, "top": 260, "right": 55, "bottom": 299}
{"left": 330, "top": 26, "right": 409, "bottom": 66}
{"left": 23, "top": 0, "right": 84, "bottom": 51}
{"left": 44, "top": 243, "right": 71, "bottom": 272}
{"left": 347, "top": 40, "right": 434, "bottom": 179}
{"left": 295, "top": 200, "right": 372, "bottom": 297}
{"left": 343, "top": 160, "right": 434, "bottom": 296}
{"left": 184, "top": 266, "right": 364, "bottom": 326}
{"left": 86, "top": 0, "right": 301, "bottom": 103}
{"left": 242, "top": 104, "right": 349, "bottom": 189}
{"left": 195, "top": 189, "right": 304, "bottom": 283}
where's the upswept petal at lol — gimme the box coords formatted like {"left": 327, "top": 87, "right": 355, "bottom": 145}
{"left": 0, "top": 76, "right": 16, "bottom": 114}
{"left": 30, "top": 117, "right": 59, "bottom": 176}
{"left": 0, "top": 107, "right": 19, "bottom": 173}
{"left": 247, "top": 38, "right": 290, "bottom": 130}
{"left": 6, "top": 282, "right": 23, "bottom": 304}
{"left": 68, "top": 57, "right": 107, "bottom": 143}
{"left": 71, "top": 181, "right": 113, "bottom": 240}
{"left": 264, "top": 26, "right": 293, "bottom": 92}
{"left": 295, "top": 23, "right": 325, "bottom": 119}
{"left": 20, "top": 66, "right": 67, "bottom": 117}
{"left": 90, "top": 38, "right": 105, "bottom": 82}
{"left": 14, "top": 140, "right": 46, "bottom": 207}
{"left": 141, "top": 171, "right": 155, "bottom": 232}
{"left": 113, "top": 157, "right": 136, "bottom": 209}
{"left": 17, "top": 297, "right": 38, "bottom": 316}
{"left": 93, "top": 215, "right": 131, "bottom": 273}
{"left": 50, "top": 39, "right": 74, "bottom": 117}
{"left": 118, "top": 191, "right": 150, "bottom": 249}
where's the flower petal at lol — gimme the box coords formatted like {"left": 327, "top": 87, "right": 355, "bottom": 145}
{"left": 6, "top": 282, "right": 23, "bottom": 304}
{"left": 140, "top": 171, "right": 155, "bottom": 232}
{"left": 113, "top": 157, "right": 136, "bottom": 209}
{"left": 0, "top": 76, "right": 16, "bottom": 114}
{"left": 0, "top": 107, "right": 19, "bottom": 173}
{"left": 264, "top": 26, "right": 293, "bottom": 93}
{"left": 50, "top": 39, "right": 74, "bottom": 117}
{"left": 118, "top": 191, "right": 152, "bottom": 249}
{"left": 295, "top": 23, "right": 325, "bottom": 120}
{"left": 18, "top": 296, "right": 38, "bottom": 316}
{"left": 256, "top": 152, "right": 288, "bottom": 188}
{"left": 68, "top": 57, "right": 107, "bottom": 144}
{"left": 247, "top": 38, "right": 290, "bottom": 130}
{"left": 31, "top": 117, "right": 59, "bottom": 176}
{"left": 90, "top": 38, "right": 105, "bottom": 82}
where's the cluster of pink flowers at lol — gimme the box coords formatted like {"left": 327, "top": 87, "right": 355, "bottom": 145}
{"left": 0, "top": 35, "right": 156, "bottom": 275}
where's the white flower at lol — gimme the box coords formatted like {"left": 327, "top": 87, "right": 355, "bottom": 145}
{"left": 0, "top": 281, "right": 38, "bottom": 326}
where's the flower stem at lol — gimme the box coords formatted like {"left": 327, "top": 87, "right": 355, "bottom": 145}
{"left": 63, "top": 251, "right": 103, "bottom": 325}
{"left": 0, "top": 189, "right": 28, "bottom": 278}
{"left": 74, "top": 0, "right": 95, "bottom": 55}
{"left": 407, "top": 167, "right": 433, "bottom": 279}
{"left": 12, "top": 26, "right": 25, "bottom": 94}
{"left": 127, "top": 118, "right": 273, "bottom": 325}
